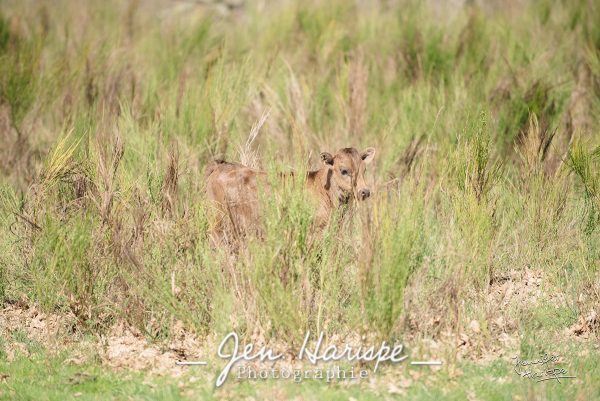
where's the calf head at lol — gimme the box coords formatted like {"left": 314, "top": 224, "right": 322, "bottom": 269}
{"left": 320, "top": 147, "right": 376, "bottom": 204}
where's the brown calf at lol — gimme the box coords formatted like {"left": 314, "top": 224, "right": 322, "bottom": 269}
{"left": 205, "top": 147, "right": 376, "bottom": 241}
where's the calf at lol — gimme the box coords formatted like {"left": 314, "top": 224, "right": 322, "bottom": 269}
{"left": 205, "top": 147, "right": 376, "bottom": 242}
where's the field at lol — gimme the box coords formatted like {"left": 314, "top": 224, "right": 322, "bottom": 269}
{"left": 0, "top": 0, "right": 599, "bottom": 399}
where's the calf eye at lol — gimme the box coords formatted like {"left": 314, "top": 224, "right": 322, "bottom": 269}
{"left": 340, "top": 168, "right": 349, "bottom": 176}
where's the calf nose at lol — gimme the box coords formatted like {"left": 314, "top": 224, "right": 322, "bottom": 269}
{"left": 359, "top": 188, "right": 371, "bottom": 200}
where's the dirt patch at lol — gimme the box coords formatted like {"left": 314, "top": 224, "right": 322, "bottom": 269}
{"left": 566, "top": 309, "right": 599, "bottom": 340}
{"left": 98, "top": 323, "right": 182, "bottom": 375}
{"left": 97, "top": 320, "right": 207, "bottom": 375}
{"left": 0, "top": 304, "right": 76, "bottom": 340}
{"left": 487, "top": 268, "right": 567, "bottom": 308}
{"left": 0, "top": 303, "right": 78, "bottom": 360}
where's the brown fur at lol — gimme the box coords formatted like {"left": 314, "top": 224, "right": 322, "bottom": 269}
{"left": 205, "top": 147, "right": 376, "bottom": 243}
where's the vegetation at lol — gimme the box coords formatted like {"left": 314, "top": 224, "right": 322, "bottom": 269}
{"left": 0, "top": 0, "right": 599, "bottom": 399}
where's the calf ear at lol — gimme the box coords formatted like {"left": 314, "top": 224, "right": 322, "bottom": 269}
{"left": 361, "top": 147, "right": 376, "bottom": 164}
{"left": 321, "top": 152, "right": 334, "bottom": 165}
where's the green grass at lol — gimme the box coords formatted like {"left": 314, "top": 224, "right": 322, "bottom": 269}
{"left": 0, "top": 352, "right": 186, "bottom": 401}
{"left": 1, "top": 342, "right": 598, "bottom": 401}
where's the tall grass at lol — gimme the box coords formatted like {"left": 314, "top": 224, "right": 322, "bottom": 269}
{"left": 0, "top": 0, "right": 598, "bottom": 345}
